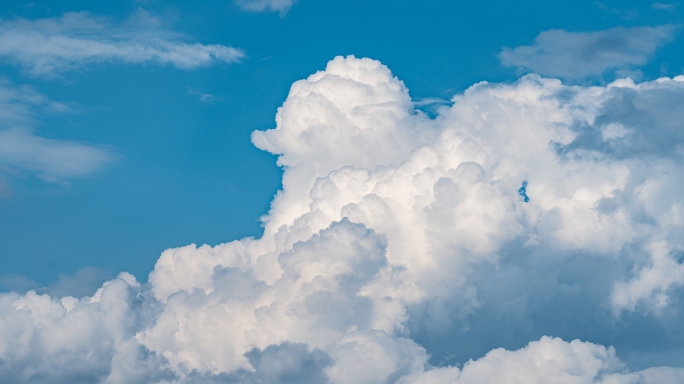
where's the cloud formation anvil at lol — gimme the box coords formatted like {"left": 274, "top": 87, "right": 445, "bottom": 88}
{"left": 2, "top": 54, "right": 684, "bottom": 383}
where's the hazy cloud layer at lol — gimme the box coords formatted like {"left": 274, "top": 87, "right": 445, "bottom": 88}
{"left": 0, "top": 12, "right": 244, "bottom": 77}
{"left": 2, "top": 56, "right": 684, "bottom": 382}
{"left": 500, "top": 26, "right": 675, "bottom": 80}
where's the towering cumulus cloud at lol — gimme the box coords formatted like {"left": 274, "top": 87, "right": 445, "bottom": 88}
{"left": 3, "top": 56, "right": 684, "bottom": 383}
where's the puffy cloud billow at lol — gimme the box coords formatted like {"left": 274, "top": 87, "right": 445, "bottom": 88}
{"left": 3, "top": 56, "right": 684, "bottom": 383}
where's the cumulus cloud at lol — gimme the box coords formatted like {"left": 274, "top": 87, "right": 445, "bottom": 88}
{"left": 2, "top": 56, "right": 684, "bottom": 382}
{"left": 0, "top": 11, "right": 244, "bottom": 77}
{"left": 400, "top": 336, "right": 684, "bottom": 384}
{"left": 235, "top": 0, "right": 297, "bottom": 13}
{"left": 500, "top": 26, "right": 675, "bottom": 80}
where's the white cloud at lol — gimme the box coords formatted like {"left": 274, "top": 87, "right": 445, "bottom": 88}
{"left": 0, "top": 12, "right": 244, "bottom": 77}
{"left": 500, "top": 26, "right": 675, "bottom": 80}
{"left": 235, "top": 0, "right": 298, "bottom": 13}
{"left": 400, "top": 336, "right": 684, "bottom": 384}
{"left": 2, "top": 56, "right": 684, "bottom": 382}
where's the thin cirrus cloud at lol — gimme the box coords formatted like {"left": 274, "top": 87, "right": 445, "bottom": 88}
{"left": 234, "top": 0, "right": 298, "bottom": 13}
{"left": 0, "top": 128, "right": 115, "bottom": 182}
{"left": 0, "top": 11, "right": 244, "bottom": 77}
{"left": 0, "top": 11, "right": 244, "bottom": 190}
{"left": 2, "top": 56, "right": 684, "bottom": 382}
{"left": 652, "top": 3, "right": 677, "bottom": 11}
{"left": 0, "top": 81, "right": 114, "bottom": 188}
{"left": 499, "top": 25, "right": 675, "bottom": 80}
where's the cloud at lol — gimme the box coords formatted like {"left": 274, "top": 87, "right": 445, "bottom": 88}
{"left": 2, "top": 56, "right": 684, "bottom": 382}
{"left": 188, "top": 87, "right": 219, "bottom": 103}
{"left": 0, "top": 7, "right": 244, "bottom": 187}
{"left": 652, "top": 3, "right": 678, "bottom": 11}
{"left": 0, "top": 81, "right": 114, "bottom": 186}
{"left": 400, "top": 336, "right": 684, "bottom": 384}
{"left": 0, "top": 79, "right": 72, "bottom": 122}
{"left": 235, "top": 0, "right": 298, "bottom": 13}
{"left": 0, "top": 128, "right": 115, "bottom": 181}
{"left": 0, "top": 11, "right": 244, "bottom": 77}
{"left": 500, "top": 26, "right": 675, "bottom": 80}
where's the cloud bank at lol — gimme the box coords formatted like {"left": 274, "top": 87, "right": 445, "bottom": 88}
{"left": 500, "top": 26, "right": 675, "bottom": 80}
{"left": 2, "top": 56, "right": 684, "bottom": 382}
{"left": 0, "top": 12, "right": 244, "bottom": 77}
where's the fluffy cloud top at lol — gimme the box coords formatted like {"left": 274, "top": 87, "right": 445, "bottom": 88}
{"left": 500, "top": 26, "right": 675, "bottom": 80}
{"left": 0, "top": 12, "right": 244, "bottom": 77}
{"left": 2, "top": 56, "right": 684, "bottom": 383}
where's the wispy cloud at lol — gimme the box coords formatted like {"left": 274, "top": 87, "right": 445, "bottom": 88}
{"left": 0, "top": 81, "right": 114, "bottom": 188}
{"left": 500, "top": 26, "right": 675, "bottom": 80}
{"left": 652, "top": 2, "right": 678, "bottom": 11}
{"left": 188, "top": 87, "right": 220, "bottom": 103}
{"left": 0, "top": 78, "right": 72, "bottom": 121}
{"left": 0, "top": 128, "right": 115, "bottom": 181}
{"left": 0, "top": 11, "right": 244, "bottom": 77}
{"left": 235, "top": 0, "right": 298, "bottom": 13}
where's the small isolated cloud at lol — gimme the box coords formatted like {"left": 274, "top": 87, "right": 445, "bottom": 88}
{"left": 0, "top": 11, "right": 244, "bottom": 77}
{"left": 188, "top": 87, "right": 219, "bottom": 103}
{"left": 500, "top": 26, "right": 675, "bottom": 80}
{"left": 235, "top": 0, "right": 298, "bottom": 13}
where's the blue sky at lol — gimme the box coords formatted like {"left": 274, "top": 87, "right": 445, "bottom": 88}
{"left": 2, "top": 1, "right": 684, "bottom": 383}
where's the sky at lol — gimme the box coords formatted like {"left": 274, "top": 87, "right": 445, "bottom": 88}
{"left": 1, "top": 0, "right": 684, "bottom": 383}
